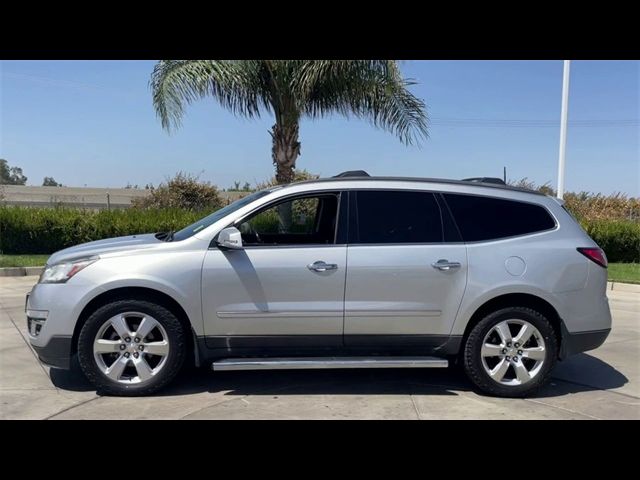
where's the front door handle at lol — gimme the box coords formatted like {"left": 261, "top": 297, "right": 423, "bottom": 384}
{"left": 308, "top": 261, "right": 338, "bottom": 272}
{"left": 431, "top": 259, "right": 461, "bottom": 271}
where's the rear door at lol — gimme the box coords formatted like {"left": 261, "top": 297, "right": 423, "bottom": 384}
{"left": 344, "top": 190, "right": 468, "bottom": 346}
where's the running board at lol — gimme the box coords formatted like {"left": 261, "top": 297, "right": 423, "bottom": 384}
{"left": 212, "top": 356, "right": 448, "bottom": 371}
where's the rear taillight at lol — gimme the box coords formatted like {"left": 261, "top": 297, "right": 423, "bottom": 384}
{"left": 577, "top": 247, "right": 608, "bottom": 268}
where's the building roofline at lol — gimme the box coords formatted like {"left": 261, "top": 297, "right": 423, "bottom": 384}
{"left": 288, "top": 175, "right": 546, "bottom": 196}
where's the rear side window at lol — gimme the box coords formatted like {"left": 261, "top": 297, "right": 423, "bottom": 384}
{"left": 443, "top": 193, "right": 555, "bottom": 242}
{"left": 353, "top": 191, "right": 443, "bottom": 244}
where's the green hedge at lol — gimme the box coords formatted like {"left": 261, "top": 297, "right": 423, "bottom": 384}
{"left": 0, "top": 207, "right": 203, "bottom": 255}
{"left": 581, "top": 219, "right": 640, "bottom": 263}
{"left": 1, "top": 206, "right": 639, "bottom": 262}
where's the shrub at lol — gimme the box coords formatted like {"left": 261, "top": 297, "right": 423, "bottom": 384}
{"left": 0, "top": 207, "right": 204, "bottom": 254}
{"left": 2, "top": 173, "right": 639, "bottom": 263}
{"left": 132, "top": 172, "right": 224, "bottom": 211}
{"left": 509, "top": 177, "right": 640, "bottom": 222}
{"left": 565, "top": 192, "right": 640, "bottom": 223}
{"left": 509, "top": 177, "right": 556, "bottom": 196}
{"left": 254, "top": 169, "right": 319, "bottom": 190}
{"left": 581, "top": 219, "right": 640, "bottom": 263}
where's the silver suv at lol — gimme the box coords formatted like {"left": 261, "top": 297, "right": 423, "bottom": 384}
{"left": 26, "top": 172, "right": 612, "bottom": 397}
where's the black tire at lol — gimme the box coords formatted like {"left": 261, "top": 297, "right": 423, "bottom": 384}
{"left": 77, "top": 299, "right": 186, "bottom": 396}
{"left": 463, "top": 307, "right": 558, "bottom": 398}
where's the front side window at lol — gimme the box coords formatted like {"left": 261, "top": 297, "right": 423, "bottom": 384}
{"left": 353, "top": 190, "right": 444, "bottom": 244}
{"left": 237, "top": 193, "right": 340, "bottom": 246}
{"left": 443, "top": 193, "right": 556, "bottom": 242}
{"left": 171, "top": 189, "right": 276, "bottom": 242}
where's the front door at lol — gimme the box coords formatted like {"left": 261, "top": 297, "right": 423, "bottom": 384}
{"left": 202, "top": 192, "right": 346, "bottom": 349}
{"left": 344, "top": 190, "right": 468, "bottom": 346}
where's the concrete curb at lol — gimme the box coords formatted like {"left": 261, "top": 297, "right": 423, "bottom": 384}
{"left": 0, "top": 266, "right": 44, "bottom": 277}
{"left": 607, "top": 281, "right": 640, "bottom": 293}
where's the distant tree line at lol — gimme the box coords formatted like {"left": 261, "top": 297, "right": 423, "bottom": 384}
{"left": 0, "top": 159, "right": 62, "bottom": 186}
{"left": 226, "top": 181, "right": 252, "bottom": 192}
{"left": 1, "top": 159, "right": 27, "bottom": 185}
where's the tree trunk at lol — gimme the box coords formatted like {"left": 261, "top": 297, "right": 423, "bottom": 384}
{"left": 270, "top": 121, "right": 301, "bottom": 184}
{"left": 270, "top": 121, "right": 301, "bottom": 231}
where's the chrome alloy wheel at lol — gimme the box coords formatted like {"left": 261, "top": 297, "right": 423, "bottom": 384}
{"left": 93, "top": 312, "right": 170, "bottom": 384}
{"left": 480, "top": 319, "right": 546, "bottom": 386}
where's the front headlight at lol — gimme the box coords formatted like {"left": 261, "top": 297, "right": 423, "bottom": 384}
{"left": 39, "top": 257, "right": 98, "bottom": 284}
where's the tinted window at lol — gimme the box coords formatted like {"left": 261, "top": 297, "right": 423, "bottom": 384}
{"left": 436, "top": 194, "right": 463, "bottom": 242}
{"left": 354, "top": 191, "right": 443, "bottom": 244}
{"left": 238, "top": 194, "right": 339, "bottom": 246}
{"left": 443, "top": 193, "right": 555, "bottom": 242}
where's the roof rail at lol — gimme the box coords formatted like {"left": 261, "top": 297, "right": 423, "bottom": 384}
{"left": 333, "top": 170, "right": 370, "bottom": 178}
{"left": 462, "top": 177, "right": 506, "bottom": 185}
{"left": 291, "top": 175, "right": 545, "bottom": 196}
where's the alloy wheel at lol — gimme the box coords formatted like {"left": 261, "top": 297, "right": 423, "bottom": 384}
{"left": 480, "top": 319, "right": 546, "bottom": 386}
{"left": 93, "top": 312, "right": 170, "bottom": 384}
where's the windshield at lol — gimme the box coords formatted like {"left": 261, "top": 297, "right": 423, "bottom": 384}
{"left": 171, "top": 189, "right": 275, "bottom": 242}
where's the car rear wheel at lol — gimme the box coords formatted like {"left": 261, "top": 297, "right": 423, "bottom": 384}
{"left": 78, "top": 299, "right": 186, "bottom": 396}
{"left": 463, "top": 307, "right": 558, "bottom": 397}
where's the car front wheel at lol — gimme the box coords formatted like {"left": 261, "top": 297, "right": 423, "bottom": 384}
{"left": 77, "top": 299, "right": 186, "bottom": 396}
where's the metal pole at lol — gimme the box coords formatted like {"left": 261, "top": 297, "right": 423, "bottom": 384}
{"left": 557, "top": 60, "right": 571, "bottom": 199}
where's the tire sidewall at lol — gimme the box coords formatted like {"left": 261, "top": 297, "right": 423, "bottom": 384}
{"left": 77, "top": 299, "right": 186, "bottom": 396}
{"left": 464, "top": 307, "right": 558, "bottom": 397}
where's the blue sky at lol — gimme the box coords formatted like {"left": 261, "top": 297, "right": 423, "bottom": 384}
{"left": 1, "top": 60, "right": 638, "bottom": 195}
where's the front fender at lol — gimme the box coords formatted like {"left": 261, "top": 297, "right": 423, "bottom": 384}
{"left": 75, "top": 251, "right": 205, "bottom": 335}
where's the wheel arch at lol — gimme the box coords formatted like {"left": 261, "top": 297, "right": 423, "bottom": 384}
{"left": 72, "top": 286, "right": 196, "bottom": 365}
{"left": 460, "top": 293, "right": 564, "bottom": 357}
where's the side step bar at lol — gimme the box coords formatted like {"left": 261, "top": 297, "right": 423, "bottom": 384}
{"left": 212, "top": 356, "right": 448, "bottom": 371}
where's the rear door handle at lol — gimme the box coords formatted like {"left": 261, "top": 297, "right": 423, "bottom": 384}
{"left": 431, "top": 259, "right": 461, "bottom": 271}
{"left": 308, "top": 261, "right": 338, "bottom": 272}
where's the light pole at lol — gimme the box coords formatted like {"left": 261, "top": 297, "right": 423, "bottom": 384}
{"left": 557, "top": 60, "right": 571, "bottom": 199}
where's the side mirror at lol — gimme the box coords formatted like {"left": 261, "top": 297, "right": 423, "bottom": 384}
{"left": 216, "top": 227, "right": 244, "bottom": 250}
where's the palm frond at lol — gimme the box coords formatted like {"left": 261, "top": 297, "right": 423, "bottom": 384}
{"left": 150, "top": 60, "right": 269, "bottom": 131}
{"left": 151, "top": 59, "right": 429, "bottom": 145}
{"left": 295, "top": 60, "right": 428, "bottom": 145}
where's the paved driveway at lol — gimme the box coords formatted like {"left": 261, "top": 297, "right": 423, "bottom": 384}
{"left": 1, "top": 276, "right": 638, "bottom": 419}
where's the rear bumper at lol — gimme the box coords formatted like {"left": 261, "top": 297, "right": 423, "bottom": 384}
{"left": 560, "top": 327, "right": 610, "bottom": 359}
{"left": 31, "top": 336, "right": 73, "bottom": 369}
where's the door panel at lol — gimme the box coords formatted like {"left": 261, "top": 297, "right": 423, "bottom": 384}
{"left": 344, "top": 189, "right": 468, "bottom": 344}
{"left": 344, "top": 244, "right": 467, "bottom": 341}
{"left": 202, "top": 246, "right": 347, "bottom": 345}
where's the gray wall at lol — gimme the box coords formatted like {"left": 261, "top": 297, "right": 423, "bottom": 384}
{"left": 0, "top": 185, "right": 245, "bottom": 210}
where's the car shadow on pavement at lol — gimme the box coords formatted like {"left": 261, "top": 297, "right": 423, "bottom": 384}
{"left": 49, "top": 352, "right": 628, "bottom": 400}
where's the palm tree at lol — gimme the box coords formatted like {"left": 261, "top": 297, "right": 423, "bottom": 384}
{"left": 151, "top": 60, "right": 428, "bottom": 184}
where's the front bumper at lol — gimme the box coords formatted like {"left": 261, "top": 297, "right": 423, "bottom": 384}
{"left": 26, "top": 282, "right": 98, "bottom": 346}
{"left": 26, "top": 281, "right": 101, "bottom": 369}
{"left": 559, "top": 327, "right": 611, "bottom": 359}
{"left": 32, "top": 336, "right": 73, "bottom": 369}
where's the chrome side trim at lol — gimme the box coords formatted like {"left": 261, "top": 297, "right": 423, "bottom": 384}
{"left": 212, "top": 356, "right": 448, "bottom": 371}
{"left": 344, "top": 310, "right": 441, "bottom": 317}
{"left": 216, "top": 310, "right": 343, "bottom": 318}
